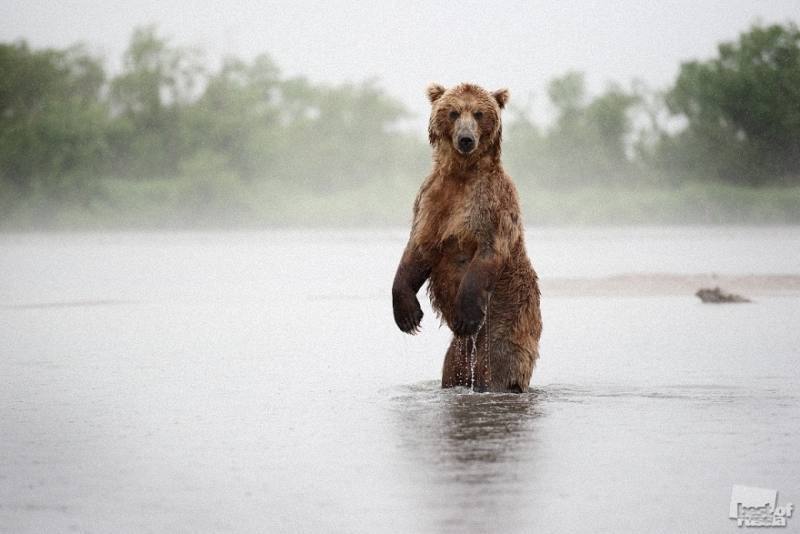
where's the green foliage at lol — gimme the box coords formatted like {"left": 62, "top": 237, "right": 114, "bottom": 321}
{"left": 108, "top": 26, "right": 205, "bottom": 177}
{"left": 663, "top": 22, "right": 800, "bottom": 184}
{"left": 1, "top": 23, "right": 799, "bottom": 228}
{"left": 184, "top": 54, "right": 282, "bottom": 181}
{"left": 505, "top": 72, "right": 639, "bottom": 187}
{"left": 547, "top": 71, "right": 586, "bottom": 113}
{"left": 0, "top": 41, "right": 108, "bottom": 200}
{"left": 0, "top": 27, "right": 427, "bottom": 227}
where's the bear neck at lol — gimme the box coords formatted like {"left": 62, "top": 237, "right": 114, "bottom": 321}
{"left": 433, "top": 143, "right": 502, "bottom": 182}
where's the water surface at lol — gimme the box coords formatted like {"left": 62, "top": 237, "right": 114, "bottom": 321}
{"left": 1, "top": 227, "right": 798, "bottom": 532}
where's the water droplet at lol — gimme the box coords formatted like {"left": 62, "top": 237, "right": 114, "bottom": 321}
{"left": 485, "top": 295, "right": 491, "bottom": 391}
{"left": 469, "top": 333, "right": 477, "bottom": 392}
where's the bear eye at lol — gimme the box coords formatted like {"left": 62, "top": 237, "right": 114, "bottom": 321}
{"left": 448, "top": 110, "right": 459, "bottom": 120}
{"left": 474, "top": 111, "right": 484, "bottom": 120}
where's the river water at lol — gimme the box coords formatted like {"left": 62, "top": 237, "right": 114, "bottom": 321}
{"left": 1, "top": 227, "right": 799, "bottom": 533}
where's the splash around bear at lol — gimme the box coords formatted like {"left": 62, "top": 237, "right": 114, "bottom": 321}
{"left": 392, "top": 83, "right": 542, "bottom": 393}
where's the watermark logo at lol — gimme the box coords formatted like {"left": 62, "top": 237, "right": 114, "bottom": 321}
{"left": 730, "top": 485, "right": 793, "bottom": 528}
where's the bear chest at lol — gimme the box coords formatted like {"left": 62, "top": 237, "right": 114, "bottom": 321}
{"left": 416, "top": 182, "right": 481, "bottom": 254}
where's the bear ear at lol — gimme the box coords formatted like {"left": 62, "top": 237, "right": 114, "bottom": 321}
{"left": 427, "top": 83, "right": 446, "bottom": 104}
{"left": 492, "top": 88, "right": 510, "bottom": 109}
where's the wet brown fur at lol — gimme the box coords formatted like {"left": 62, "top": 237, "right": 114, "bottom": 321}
{"left": 392, "top": 83, "right": 542, "bottom": 393}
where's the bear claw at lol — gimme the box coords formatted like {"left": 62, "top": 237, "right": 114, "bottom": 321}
{"left": 394, "top": 299, "right": 423, "bottom": 334}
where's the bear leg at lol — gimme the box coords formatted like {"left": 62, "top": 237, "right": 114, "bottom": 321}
{"left": 483, "top": 336, "right": 538, "bottom": 393}
{"left": 442, "top": 331, "right": 493, "bottom": 391}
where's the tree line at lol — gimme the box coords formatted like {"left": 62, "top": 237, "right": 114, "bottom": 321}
{"left": 1, "top": 22, "right": 798, "bottom": 226}
{"left": 507, "top": 21, "right": 800, "bottom": 188}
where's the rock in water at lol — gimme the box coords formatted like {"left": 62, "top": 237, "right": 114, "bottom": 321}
{"left": 695, "top": 287, "right": 750, "bottom": 303}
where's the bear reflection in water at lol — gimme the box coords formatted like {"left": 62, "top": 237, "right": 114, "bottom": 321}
{"left": 392, "top": 383, "right": 543, "bottom": 469}
{"left": 389, "top": 383, "right": 543, "bottom": 530}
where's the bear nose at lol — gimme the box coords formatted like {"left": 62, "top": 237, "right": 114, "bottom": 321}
{"left": 458, "top": 135, "right": 475, "bottom": 152}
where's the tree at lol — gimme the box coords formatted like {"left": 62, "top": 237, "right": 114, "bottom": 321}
{"left": 268, "top": 78, "right": 412, "bottom": 191}
{"left": 186, "top": 54, "right": 282, "bottom": 180}
{"left": 536, "top": 72, "right": 638, "bottom": 186}
{"left": 108, "top": 26, "right": 204, "bottom": 178}
{"left": 0, "top": 41, "right": 108, "bottom": 198}
{"left": 585, "top": 85, "right": 638, "bottom": 166}
{"left": 665, "top": 22, "right": 800, "bottom": 184}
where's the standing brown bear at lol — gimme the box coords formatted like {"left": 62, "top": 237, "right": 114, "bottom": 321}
{"left": 392, "top": 83, "right": 542, "bottom": 393}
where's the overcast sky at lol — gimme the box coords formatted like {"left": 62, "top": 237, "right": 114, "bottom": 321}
{"left": 1, "top": 1, "right": 797, "bottom": 127}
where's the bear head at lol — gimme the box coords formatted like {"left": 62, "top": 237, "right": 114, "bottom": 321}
{"left": 426, "top": 83, "right": 509, "bottom": 159}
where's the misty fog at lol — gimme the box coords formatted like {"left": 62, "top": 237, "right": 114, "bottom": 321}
{"left": 1, "top": 3, "right": 799, "bottom": 533}
{"left": 1, "top": 1, "right": 799, "bottom": 227}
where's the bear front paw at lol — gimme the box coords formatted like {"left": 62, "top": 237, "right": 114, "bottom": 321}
{"left": 393, "top": 293, "right": 424, "bottom": 334}
{"left": 453, "top": 298, "right": 484, "bottom": 336}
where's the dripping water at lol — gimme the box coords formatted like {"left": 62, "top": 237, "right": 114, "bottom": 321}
{"left": 484, "top": 294, "right": 491, "bottom": 389}
{"left": 455, "top": 337, "right": 463, "bottom": 382}
{"left": 456, "top": 296, "right": 491, "bottom": 393}
{"left": 469, "top": 332, "right": 478, "bottom": 391}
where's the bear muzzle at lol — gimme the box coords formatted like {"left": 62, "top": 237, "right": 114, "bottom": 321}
{"left": 452, "top": 116, "right": 479, "bottom": 155}
{"left": 457, "top": 134, "right": 475, "bottom": 154}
